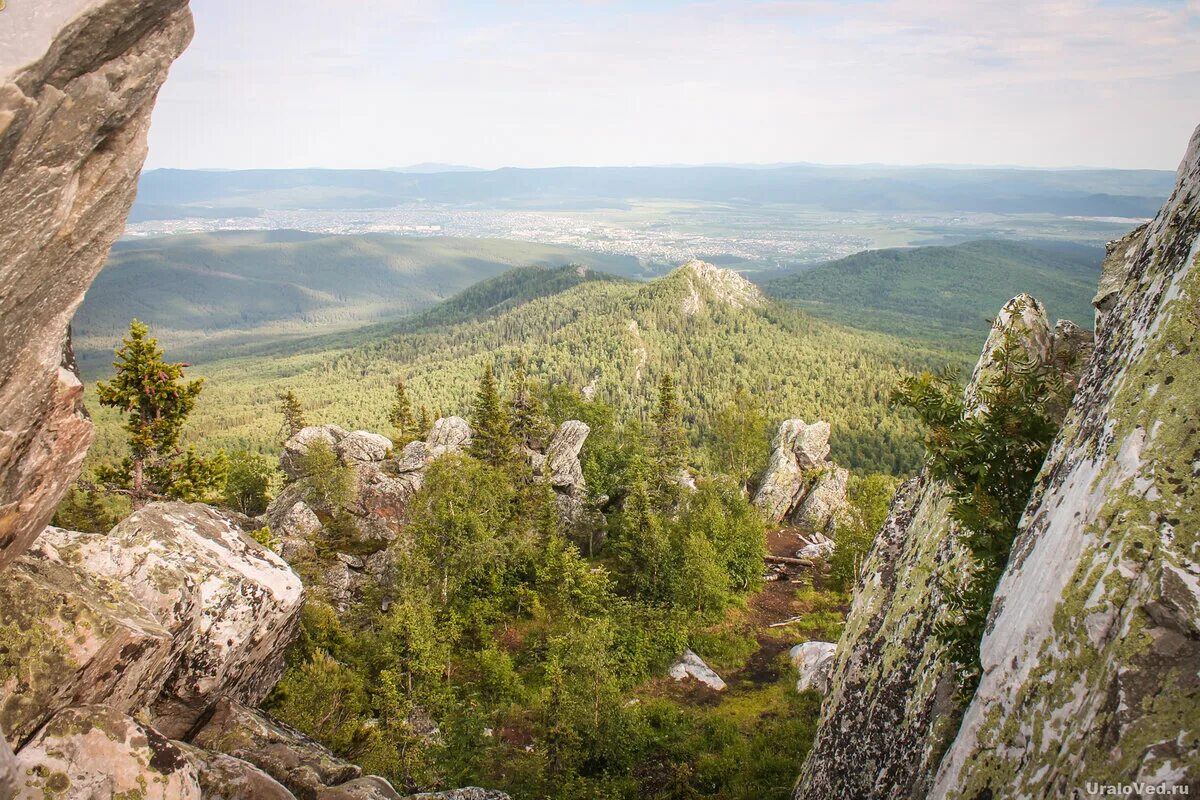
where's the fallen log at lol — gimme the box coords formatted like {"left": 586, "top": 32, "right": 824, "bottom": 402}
{"left": 765, "top": 555, "right": 814, "bottom": 567}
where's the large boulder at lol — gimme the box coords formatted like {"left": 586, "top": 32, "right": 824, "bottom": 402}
{"left": 46, "top": 502, "right": 305, "bottom": 739}
{"left": 425, "top": 416, "right": 472, "bottom": 453}
{"left": 0, "top": 730, "right": 15, "bottom": 799}
{"left": 932, "top": 125, "right": 1200, "bottom": 798}
{"left": 336, "top": 431, "right": 394, "bottom": 464}
{"left": 793, "top": 292, "right": 1092, "bottom": 800}
{"left": 0, "top": 537, "right": 174, "bottom": 742}
{"left": 792, "top": 466, "right": 848, "bottom": 533}
{"left": 0, "top": 0, "right": 194, "bottom": 573}
{"left": 282, "top": 425, "right": 349, "bottom": 479}
{"left": 14, "top": 705, "right": 201, "bottom": 799}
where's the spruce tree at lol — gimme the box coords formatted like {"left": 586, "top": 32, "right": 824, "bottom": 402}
{"left": 417, "top": 406, "right": 433, "bottom": 439}
{"left": 389, "top": 378, "right": 417, "bottom": 444}
{"left": 652, "top": 372, "right": 688, "bottom": 492}
{"left": 279, "top": 390, "right": 307, "bottom": 440}
{"left": 95, "top": 319, "right": 225, "bottom": 508}
{"left": 470, "top": 364, "right": 516, "bottom": 467}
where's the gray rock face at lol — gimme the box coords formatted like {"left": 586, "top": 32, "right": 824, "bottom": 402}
{"left": 426, "top": 416, "right": 472, "bottom": 453}
{"left": 191, "top": 697, "right": 389, "bottom": 800}
{"left": 789, "top": 642, "right": 837, "bottom": 694}
{"left": 753, "top": 420, "right": 847, "bottom": 530}
{"left": 0, "top": 730, "right": 15, "bottom": 800}
{"left": 793, "top": 292, "right": 1089, "bottom": 800}
{"left": 336, "top": 430, "right": 394, "bottom": 464}
{"left": 48, "top": 503, "right": 306, "bottom": 739}
{"left": 0, "top": 536, "right": 174, "bottom": 742}
{"left": 932, "top": 124, "right": 1200, "bottom": 798}
{"left": 0, "top": 0, "right": 193, "bottom": 573}
{"left": 14, "top": 705, "right": 201, "bottom": 799}
{"left": 668, "top": 650, "right": 727, "bottom": 691}
{"left": 543, "top": 421, "right": 589, "bottom": 490}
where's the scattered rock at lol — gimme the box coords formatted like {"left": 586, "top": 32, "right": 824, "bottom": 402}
{"left": 790, "top": 642, "right": 837, "bottom": 694}
{"left": 14, "top": 705, "right": 201, "bottom": 799}
{"left": 668, "top": 650, "right": 726, "bottom": 691}
{"left": 795, "top": 532, "right": 834, "bottom": 562}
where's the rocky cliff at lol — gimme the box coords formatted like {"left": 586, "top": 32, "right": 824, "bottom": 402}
{"left": 931, "top": 124, "right": 1200, "bottom": 797}
{"left": 0, "top": 0, "right": 193, "bottom": 571}
{"left": 796, "top": 125, "right": 1200, "bottom": 799}
{"left": 793, "top": 294, "right": 1092, "bottom": 800}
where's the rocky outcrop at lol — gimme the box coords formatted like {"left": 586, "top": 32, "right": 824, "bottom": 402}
{"left": 668, "top": 650, "right": 727, "bottom": 691}
{"left": 676, "top": 259, "right": 764, "bottom": 315}
{"left": 793, "top": 292, "right": 1092, "bottom": 800}
{"left": 190, "top": 697, "right": 403, "bottom": 800}
{"left": 0, "top": 0, "right": 193, "bottom": 572}
{"left": 0, "top": 734, "right": 15, "bottom": 799}
{"left": 789, "top": 642, "right": 836, "bottom": 695}
{"left": 753, "top": 420, "right": 848, "bottom": 531}
{"left": 14, "top": 705, "right": 202, "bottom": 799}
{"left": 177, "top": 742, "right": 299, "bottom": 800}
{"left": 931, "top": 125, "right": 1200, "bottom": 798}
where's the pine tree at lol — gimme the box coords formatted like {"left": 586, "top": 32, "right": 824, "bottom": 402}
{"left": 95, "top": 319, "right": 225, "bottom": 508}
{"left": 417, "top": 406, "right": 432, "bottom": 438}
{"left": 470, "top": 364, "right": 516, "bottom": 467}
{"left": 279, "top": 390, "right": 307, "bottom": 440}
{"left": 389, "top": 378, "right": 417, "bottom": 444}
{"left": 509, "top": 356, "right": 552, "bottom": 450}
{"left": 614, "top": 455, "right": 671, "bottom": 602}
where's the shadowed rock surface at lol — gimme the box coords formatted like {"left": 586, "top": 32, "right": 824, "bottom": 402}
{"left": 0, "top": 0, "right": 193, "bottom": 571}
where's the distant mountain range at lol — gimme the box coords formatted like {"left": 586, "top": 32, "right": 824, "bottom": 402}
{"left": 73, "top": 232, "right": 644, "bottom": 371}
{"left": 130, "top": 163, "right": 1174, "bottom": 219}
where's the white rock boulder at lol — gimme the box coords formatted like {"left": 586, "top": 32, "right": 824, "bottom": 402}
{"left": 790, "top": 642, "right": 837, "bottom": 694}
{"left": 668, "top": 650, "right": 727, "bottom": 691}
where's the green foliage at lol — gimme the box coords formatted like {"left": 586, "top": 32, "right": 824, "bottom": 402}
{"left": 248, "top": 526, "right": 278, "bottom": 550}
{"left": 706, "top": 388, "right": 772, "bottom": 488}
{"left": 223, "top": 450, "right": 278, "bottom": 515}
{"left": 52, "top": 483, "right": 129, "bottom": 534}
{"left": 763, "top": 239, "right": 1100, "bottom": 346}
{"left": 892, "top": 313, "right": 1070, "bottom": 692}
{"left": 389, "top": 378, "right": 417, "bottom": 445}
{"left": 87, "top": 266, "right": 954, "bottom": 477}
{"left": 509, "top": 357, "right": 553, "bottom": 450}
{"left": 278, "top": 389, "right": 307, "bottom": 440}
{"left": 94, "top": 320, "right": 225, "bottom": 507}
{"left": 297, "top": 438, "right": 356, "bottom": 509}
{"left": 827, "top": 473, "right": 899, "bottom": 592}
{"left": 652, "top": 373, "right": 688, "bottom": 484}
{"left": 469, "top": 365, "right": 517, "bottom": 469}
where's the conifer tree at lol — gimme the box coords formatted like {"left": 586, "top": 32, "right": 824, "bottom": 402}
{"left": 509, "top": 356, "right": 552, "bottom": 450}
{"left": 470, "top": 364, "right": 516, "bottom": 467}
{"left": 652, "top": 373, "right": 688, "bottom": 494}
{"left": 389, "top": 378, "right": 417, "bottom": 444}
{"left": 96, "top": 319, "right": 225, "bottom": 508}
{"left": 279, "top": 390, "right": 307, "bottom": 440}
{"left": 417, "top": 405, "right": 433, "bottom": 439}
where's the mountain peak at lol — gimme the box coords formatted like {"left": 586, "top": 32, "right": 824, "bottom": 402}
{"left": 673, "top": 259, "right": 764, "bottom": 314}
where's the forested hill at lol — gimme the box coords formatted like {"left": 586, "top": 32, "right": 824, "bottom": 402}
{"left": 73, "top": 231, "right": 645, "bottom": 372}
{"left": 761, "top": 239, "right": 1102, "bottom": 344}
{"left": 87, "top": 262, "right": 959, "bottom": 475}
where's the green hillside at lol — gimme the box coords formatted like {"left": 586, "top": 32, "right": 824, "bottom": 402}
{"left": 73, "top": 232, "right": 646, "bottom": 372}
{"left": 86, "top": 263, "right": 964, "bottom": 476}
{"left": 761, "top": 240, "right": 1101, "bottom": 345}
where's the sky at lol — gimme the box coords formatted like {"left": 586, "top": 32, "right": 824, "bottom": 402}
{"left": 145, "top": 0, "right": 1200, "bottom": 171}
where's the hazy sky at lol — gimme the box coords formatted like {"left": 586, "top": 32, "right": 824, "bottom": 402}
{"left": 145, "top": 0, "right": 1200, "bottom": 170}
